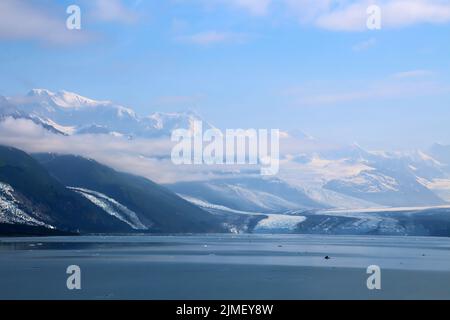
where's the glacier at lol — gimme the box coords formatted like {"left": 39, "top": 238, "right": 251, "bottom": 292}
{"left": 0, "top": 182, "right": 54, "bottom": 229}
{"left": 68, "top": 187, "right": 147, "bottom": 230}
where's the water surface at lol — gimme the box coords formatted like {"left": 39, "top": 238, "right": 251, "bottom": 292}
{"left": 0, "top": 234, "right": 449, "bottom": 299}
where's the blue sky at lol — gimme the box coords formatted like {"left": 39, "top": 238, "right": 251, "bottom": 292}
{"left": 0, "top": 0, "right": 450, "bottom": 149}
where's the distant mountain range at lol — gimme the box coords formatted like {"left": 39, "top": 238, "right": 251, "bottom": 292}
{"left": 1, "top": 89, "right": 450, "bottom": 236}
{"left": 167, "top": 177, "right": 328, "bottom": 212}
{"left": 322, "top": 147, "right": 447, "bottom": 207}
{"left": 1, "top": 145, "right": 450, "bottom": 237}
{"left": 0, "top": 89, "right": 213, "bottom": 138}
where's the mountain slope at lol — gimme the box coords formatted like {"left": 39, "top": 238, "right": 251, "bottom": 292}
{"left": 34, "top": 153, "right": 225, "bottom": 233}
{"left": 167, "top": 177, "right": 328, "bottom": 213}
{"left": 0, "top": 145, "right": 131, "bottom": 233}
{"left": 1, "top": 89, "right": 448, "bottom": 210}
{"left": 430, "top": 143, "right": 450, "bottom": 170}
{"left": 323, "top": 150, "right": 447, "bottom": 207}
{"left": 2, "top": 89, "right": 211, "bottom": 138}
{"left": 0, "top": 95, "right": 67, "bottom": 135}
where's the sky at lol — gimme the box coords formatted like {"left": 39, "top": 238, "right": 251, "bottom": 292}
{"left": 0, "top": 0, "right": 450, "bottom": 150}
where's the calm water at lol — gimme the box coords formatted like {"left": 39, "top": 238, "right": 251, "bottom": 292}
{"left": 0, "top": 234, "right": 449, "bottom": 299}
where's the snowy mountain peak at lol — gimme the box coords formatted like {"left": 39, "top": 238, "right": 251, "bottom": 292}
{"left": 27, "top": 88, "right": 55, "bottom": 97}
{"left": 27, "top": 89, "right": 110, "bottom": 109}
{"left": 283, "top": 129, "right": 314, "bottom": 140}
{"left": 2, "top": 89, "right": 212, "bottom": 138}
{"left": 147, "top": 110, "right": 213, "bottom": 132}
{"left": 54, "top": 90, "right": 110, "bottom": 108}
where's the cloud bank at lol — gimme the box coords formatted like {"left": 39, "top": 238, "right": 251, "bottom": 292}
{"left": 0, "top": 117, "right": 336, "bottom": 184}
{"left": 0, "top": 0, "right": 140, "bottom": 45}
{"left": 208, "top": 0, "right": 450, "bottom": 31}
{"left": 0, "top": 0, "right": 90, "bottom": 45}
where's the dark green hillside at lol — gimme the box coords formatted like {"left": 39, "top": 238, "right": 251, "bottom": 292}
{"left": 34, "top": 153, "right": 225, "bottom": 233}
{"left": 0, "top": 145, "right": 131, "bottom": 233}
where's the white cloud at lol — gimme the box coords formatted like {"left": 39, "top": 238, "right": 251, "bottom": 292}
{"left": 284, "top": 0, "right": 334, "bottom": 23}
{"left": 227, "top": 0, "right": 272, "bottom": 16}
{"left": 0, "top": 0, "right": 91, "bottom": 45}
{"left": 0, "top": 117, "right": 275, "bottom": 183}
{"left": 182, "top": 0, "right": 450, "bottom": 30}
{"left": 315, "top": 2, "right": 368, "bottom": 31}
{"left": 0, "top": 117, "right": 180, "bottom": 183}
{"left": 382, "top": 0, "right": 450, "bottom": 27}
{"left": 92, "top": 0, "right": 139, "bottom": 24}
{"left": 0, "top": 0, "right": 140, "bottom": 45}
{"left": 285, "top": 0, "right": 450, "bottom": 31}
{"left": 177, "top": 31, "right": 250, "bottom": 45}
{"left": 189, "top": 0, "right": 271, "bottom": 16}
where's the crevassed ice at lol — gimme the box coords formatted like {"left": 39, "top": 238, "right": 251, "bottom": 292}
{"left": 0, "top": 182, "right": 54, "bottom": 228}
{"left": 254, "top": 214, "right": 306, "bottom": 232}
{"left": 69, "top": 187, "right": 147, "bottom": 230}
{"left": 180, "top": 193, "right": 306, "bottom": 233}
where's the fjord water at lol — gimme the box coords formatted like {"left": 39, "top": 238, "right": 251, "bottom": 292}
{"left": 0, "top": 234, "right": 449, "bottom": 300}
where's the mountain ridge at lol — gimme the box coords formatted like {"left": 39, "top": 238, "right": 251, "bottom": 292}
{"left": 0, "top": 145, "right": 227, "bottom": 234}
{"left": 1, "top": 89, "right": 211, "bottom": 138}
{"left": 1, "top": 89, "right": 449, "bottom": 210}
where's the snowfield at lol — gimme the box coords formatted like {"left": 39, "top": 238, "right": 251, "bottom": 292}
{"left": 69, "top": 187, "right": 148, "bottom": 230}
{"left": 180, "top": 194, "right": 306, "bottom": 233}
{"left": 253, "top": 214, "right": 306, "bottom": 233}
{"left": 0, "top": 182, "right": 54, "bottom": 229}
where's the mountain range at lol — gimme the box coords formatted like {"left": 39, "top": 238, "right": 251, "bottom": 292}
{"left": 1, "top": 89, "right": 450, "bottom": 236}
{"left": 0, "top": 89, "right": 212, "bottom": 138}
{"left": 0, "top": 145, "right": 225, "bottom": 235}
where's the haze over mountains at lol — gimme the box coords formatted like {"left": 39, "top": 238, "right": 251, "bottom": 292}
{"left": 1, "top": 89, "right": 450, "bottom": 236}
{"left": 0, "top": 145, "right": 225, "bottom": 234}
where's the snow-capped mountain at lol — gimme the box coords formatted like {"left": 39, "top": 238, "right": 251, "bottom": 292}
{"left": 1, "top": 89, "right": 449, "bottom": 210}
{"left": 0, "top": 181, "right": 54, "bottom": 229}
{"left": 167, "top": 177, "right": 328, "bottom": 213}
{"left": 0, "top": 145, "right": 227, "bottom": 234}
{"left": 324, "top": 169, "right": 445, "bottom": 207}
{"left": 1, "top": 89, "right": 209, "bottom": 138}
{"left": 68, "top": 187, "right": 147, "bottom": 230}
{"left": 430, "top": 143, "right": 450, "bottom": 169}
{"left": 277, "top": 142, "right": 450, "bottom": 208}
